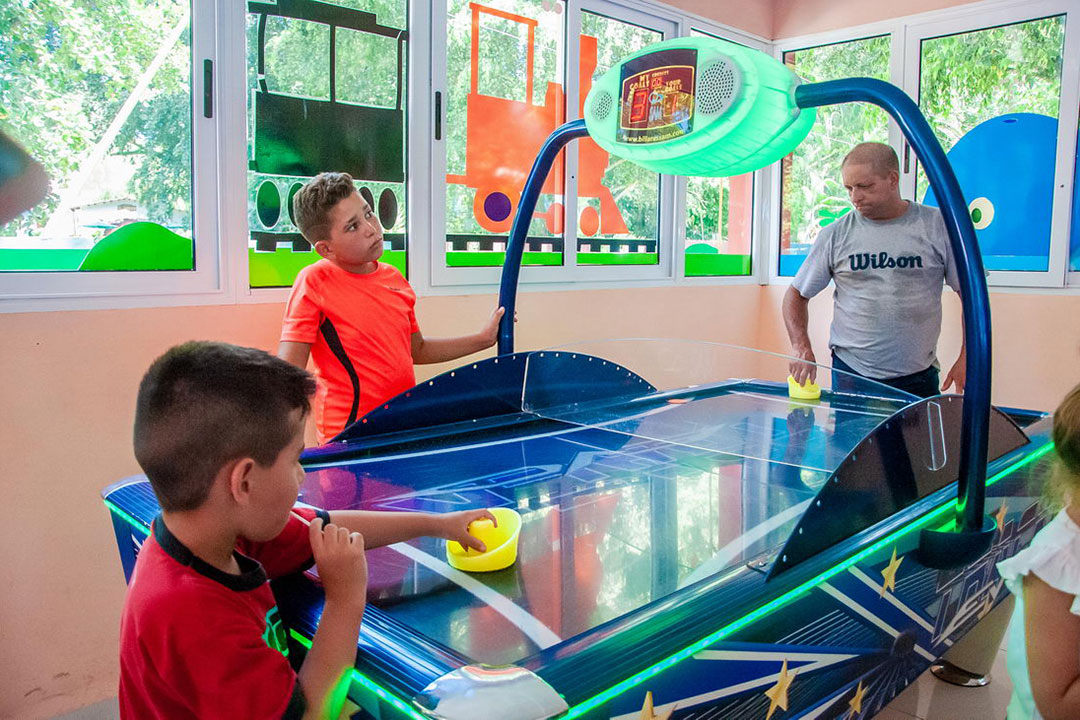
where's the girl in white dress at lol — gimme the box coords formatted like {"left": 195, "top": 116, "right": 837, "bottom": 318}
{"left": 997, "top": 383, "right": 1080, "bottom": 719}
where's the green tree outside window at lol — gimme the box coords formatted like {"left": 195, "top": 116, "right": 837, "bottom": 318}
{"left": 0, "top": 0, "right": 193, "bottom": 272}
{"left": 779, "top": 36, "right": 891, "bottom": 277}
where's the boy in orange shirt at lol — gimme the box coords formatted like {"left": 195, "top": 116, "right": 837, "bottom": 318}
{"left": 279, "top": 172, "right": 504, "bottom": 442}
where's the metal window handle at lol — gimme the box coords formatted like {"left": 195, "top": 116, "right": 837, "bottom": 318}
{"left": 203, "top": 59, "right": 213, "bottom": 119}
{"left": 435, "top": 91, "right": 442, "bottom": 141}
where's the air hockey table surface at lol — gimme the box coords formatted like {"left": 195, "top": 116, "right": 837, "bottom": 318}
{"left": 104, "top": 340, "right": 1053, "bottom": 720}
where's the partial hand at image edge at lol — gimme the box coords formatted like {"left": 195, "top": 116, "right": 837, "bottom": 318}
{"left": 0, "top": 131, "right": 49, "bottom": 226}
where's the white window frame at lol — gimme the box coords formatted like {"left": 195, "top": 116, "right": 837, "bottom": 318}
{"left": 770, "top": 0, "right": 1080, "bottom": 291}
{"left": 427, "top": 0, "right": 679, "bottom": 291}
{"left": 903, "top": 0, "right": 1078, "bottom": 289}
{"left": 18, "top": 0, "right": 1078, "bottom": 309}
{"left": 1, "top": 0, "right": 227, "bottom": 313}
{"left": 2, "top": 0, "right": 777, "bottom": 312}
{"left": 768, "top": 23, "right": 905, "bottom": 286}
{"left": 674, "top": 21, "right": 770, "bottom": 287}
{"left": 236, "top": 0, "right": 416, "bottom": 305}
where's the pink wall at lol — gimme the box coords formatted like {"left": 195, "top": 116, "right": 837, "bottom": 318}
{"left": 772, "top": 0, "right": 984, "bottom": 38}
{"left": 663, "top": 0, "right": 773, "bottom": 38}
{"left": 665, "top": 0, "right": 985, "bottom": 39}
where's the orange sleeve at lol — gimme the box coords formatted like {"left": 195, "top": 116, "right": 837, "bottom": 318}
{"left": 402, "top": 274, "right": 420, "bottom": 334}
{"left": 408, "top": 305, "right": 419, "bottom": 335}
{"left": 280, "top": 268, "right": 323, "bottom": 344}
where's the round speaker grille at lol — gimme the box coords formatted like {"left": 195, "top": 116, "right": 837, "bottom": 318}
{"left": 696, "top": 58, "right": 740, "bottom": 117}
{"left": 592, "top": 90, "right": 613, "bottom": 121}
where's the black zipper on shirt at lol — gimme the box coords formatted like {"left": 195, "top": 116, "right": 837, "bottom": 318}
{"left": 319, "top": 317, "right": 361, "bottom": 429}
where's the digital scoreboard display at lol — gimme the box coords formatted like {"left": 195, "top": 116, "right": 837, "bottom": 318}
{"left": 584, "top": 36, "right": 815, "bottom": 176}
{"left": 617, "top": 48, "right": 697, "bottom": 145}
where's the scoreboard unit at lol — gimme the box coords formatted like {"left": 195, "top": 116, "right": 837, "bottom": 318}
{"left": 584, "top": 37, "right": 816, "bottom": 177}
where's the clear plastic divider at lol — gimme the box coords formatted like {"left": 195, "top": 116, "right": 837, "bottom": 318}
{"left": 522, "top": 338, "right": 917, "bottom": 474}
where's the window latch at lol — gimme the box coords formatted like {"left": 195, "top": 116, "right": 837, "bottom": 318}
{"left": 203, "top": 59, "right": 213, "bottom": 119}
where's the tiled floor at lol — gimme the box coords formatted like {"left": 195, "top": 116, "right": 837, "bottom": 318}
{"left": 877, "top": 645, "right": 1011, "bottom": 720}
{"left": 52, "top": 699, "right": 119, "bottom": 720}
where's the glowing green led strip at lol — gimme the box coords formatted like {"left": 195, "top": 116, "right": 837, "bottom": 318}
{"left": 103, "top": 498, "right": 150, "bottom": 534}
{"left": 558, "top": 441, "right": 1054, "bottom": 718}
{"left": 288, "top": 629, "right": 427, "bottom": 720}
{"left": 100, "top": 501, "right": 423, "bottom": 718}
{"left": 103, "top": 442, "right": 1053, "bottom": 719}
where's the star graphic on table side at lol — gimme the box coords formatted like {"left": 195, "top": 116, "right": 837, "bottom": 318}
{"left": 847, "top": 680, "right": 866, "bottom": 717}
{"left": 995, "top": 501, "right": 1009, "bottom": 531}
{"left": 764, "top": 659, "right": 796, "bottom": 720}
{"left": 880, "top": 548, "right": 903, "bottom": 598}
{"left": 638, "top": 691, "right": 676, "bottom": 720}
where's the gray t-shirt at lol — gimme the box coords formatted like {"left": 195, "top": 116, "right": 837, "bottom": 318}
{"left": 791, "top": 202, "right": 960, "bottom": 379}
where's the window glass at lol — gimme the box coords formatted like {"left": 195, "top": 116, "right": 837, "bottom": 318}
{"left": 685, "top": 174, "right": 753, "bottom": 276}
{"left": 332, "top": 0, "right": 407, "bottom": 30}
{"left": 337, "top": 29, "right": 400, "bottom": 109}
{"left": 264, "top": 17, "right": 331, "bottom": 100}
{"left": 477, "top": 13, "right": 530, "bottom": 103}
{"left": 444, "top": 0, "right": 565, "bottom": 268}
{"left": 683, "top": 30, "right": 753, "bottom": 278}
{"left": 0, "top": 0, "right": 194, "bottom": 272}
{"left": 247, "top": 0, "right": 408, "bottom": 288}
{"left": 778, "top": 36, "right": 891, "bottom": 277}
{"left": 577, "top": 12, "right": 661, "bottom": 267}
{"left": 918, "top": 16, "right": 1065, "bottom": 272}
{"left": 1073, "top": 139, "right": 1080, "bottom": 271}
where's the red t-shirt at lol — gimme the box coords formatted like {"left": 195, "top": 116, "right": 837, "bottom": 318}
{"left": 118, "top": 507, "right": 326, "bottom": 720}
{"left": 281, "top": 260, "right": 420, "bottom": 442}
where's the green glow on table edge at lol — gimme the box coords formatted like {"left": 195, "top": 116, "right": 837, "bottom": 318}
{"left": 102, "top": 441, "right": 1054, "bottom": 719}
{"left": 103, "top": 499, "right": 148, "bottom": 532}
{"left": 559, "top": 441, "right": 1054, "bottom": 719}
{"left": 288, "top": 630, "right": 427, "bottom": 720}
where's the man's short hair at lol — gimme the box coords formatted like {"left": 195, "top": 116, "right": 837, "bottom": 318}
{"left": 133, "top": 342, "right": 316, "bottom": 512}
{"left": 292, "top": 172, "right": 357, "bottom": 243}
{"left": 841, "top": 142, "right": 900, "bottom": 177}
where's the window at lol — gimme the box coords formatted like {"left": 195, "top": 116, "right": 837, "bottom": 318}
{"left": 1073, "top": 148, "right": 1080, "bottom": 271}
{"left": 1, "top": 0, "right": 195, "bottom": 274}
{"left": 684, "top": 30, "right": 754, "bottom": 278}
{"left": 777, "top": 36, "right": 892, "bottom": 277}
{"left": 442, "top": 0, "right": 566, "bottom": 269}
{"left": 432, "top": 0, "right": 679, "bottom": 284}
{"left": 916, "top": 15, "right": 1066, "bottom": 274}
{"left": 245, "top": 0, "right": 408, "bottom": 288}
{"left": 576, "top": 11, "right": 661, "bottom": 267}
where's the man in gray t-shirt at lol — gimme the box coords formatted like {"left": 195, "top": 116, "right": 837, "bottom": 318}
{"left": 783, "top": 142, "right": 965, "bottom": 398}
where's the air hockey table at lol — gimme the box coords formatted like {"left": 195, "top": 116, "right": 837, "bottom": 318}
{"left": 104, "top": 35, "right": 1058, "bottom": 720}
{"left": 104, "top": 339, "right": 1054, "bottom": 720}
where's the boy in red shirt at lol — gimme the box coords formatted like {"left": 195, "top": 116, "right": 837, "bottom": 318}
{"left": 119, "top": 341, "right": 494, "bottom": 719}
{"left": 278, "top": 172, "right": 505, "bottom": 442}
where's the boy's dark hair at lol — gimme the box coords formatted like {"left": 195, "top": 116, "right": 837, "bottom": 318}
{"left": 133, "top": 342, "right": 316, "bottom": 512}
{"left": 292, "top": 171, "right": 357, "bottom": 243}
